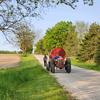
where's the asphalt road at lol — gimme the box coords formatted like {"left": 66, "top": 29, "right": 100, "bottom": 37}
{"left": 34, "top": 55, "right": 100, "bottom": 100}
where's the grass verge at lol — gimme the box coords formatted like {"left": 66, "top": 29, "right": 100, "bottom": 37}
{"left": 71, "top": 57, "right": 100, "bottom": 71}
{"left": 0, "top": 55, "right": 74, "bottom": 100}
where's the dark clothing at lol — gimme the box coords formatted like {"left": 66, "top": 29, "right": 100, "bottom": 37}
{"left": 53, "top": 56, "right": 60, "bottom": 59}
{"left": 43, "top": 55, "right": 47, "bottom": 61}
{"left": 43, "top": 55, "right": 47, "bottom": 66}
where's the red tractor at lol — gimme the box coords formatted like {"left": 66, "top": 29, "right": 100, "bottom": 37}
{"left": 46, "top": 47, "right": 71, "bottom": 73}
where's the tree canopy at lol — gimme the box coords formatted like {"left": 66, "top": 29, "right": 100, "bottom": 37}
{"left": 35, "top": 21, "right": 100, "bottom": 66}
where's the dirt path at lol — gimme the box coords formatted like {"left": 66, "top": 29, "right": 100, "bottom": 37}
{"left": 34, "top": 54, "right": 100, "bottom": 100}
{"left": 0, "top": 54, "right": 20, "bottom": 69}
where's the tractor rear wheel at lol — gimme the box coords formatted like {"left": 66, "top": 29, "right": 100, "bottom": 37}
{"left": 50, "top": 60, "right": 55, "bottom": 73}
{"left": 65, "top": 58, "right": 71, "bottom": 73}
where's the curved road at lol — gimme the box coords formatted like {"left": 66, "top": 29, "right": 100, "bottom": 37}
{"left": 34, "top": 55, "right": 100, "bottom": 100}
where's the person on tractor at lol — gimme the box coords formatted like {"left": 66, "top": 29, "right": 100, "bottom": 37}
{"left": 43, "top": 54, "right": 48, "bottom": 66}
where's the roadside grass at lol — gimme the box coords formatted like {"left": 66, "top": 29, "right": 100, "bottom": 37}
{"left": 71, "top": 57, "right": 100, "bottom": 71}
{"left": 0, "top": 55, "right": 74, "bottom": 100}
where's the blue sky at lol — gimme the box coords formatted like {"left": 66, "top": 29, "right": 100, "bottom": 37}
{"left": 0, "top": 0, "right": 100, "bottom": 51}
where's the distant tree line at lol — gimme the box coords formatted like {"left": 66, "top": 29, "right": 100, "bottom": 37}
{"left": 35, "top": 21, "right": 100, "bottom": 65}
{"left": 0, "top": 50, "right": 17, "bottom": 54}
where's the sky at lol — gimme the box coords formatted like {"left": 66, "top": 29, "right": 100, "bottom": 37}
{"left": 0, "top": 0, "right": 100, "bottom": 51}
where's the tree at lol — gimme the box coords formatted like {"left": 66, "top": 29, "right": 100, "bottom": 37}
{"left": 95, "top": 36, "right": 100, "bottom": 65}
{"left": 14, "top": 23, "right": 35, "bottom": 53}
{"left": 34, "top": 39, "right": 44, "bottom": 54}
{"left": 77, "top": 23, "right": 100, "bottom": 61}
{"left": 75, "top": 21, "right": 89, "bottom": 38}
{"left": 64, "top": 31, "right": 78, "bottom": 56}
{"left": 0, "top": 0, "right": 94, "bottom": 40}
{"left": 43, "top": 21, "right": 73, "bottom": 51}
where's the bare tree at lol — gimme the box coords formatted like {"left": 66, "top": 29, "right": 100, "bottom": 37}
{"left": 75, "top": 21, "right": 89, "bottom": 38}
{"left": 14, "top": 23, "right": 35, "bottom": 53}
{"left": 0, "top": 0, "right": 94, "bottom": 40}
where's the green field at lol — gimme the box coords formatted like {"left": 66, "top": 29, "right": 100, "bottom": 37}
{"left": 71, "top": 57, "right": 100, "bottom": 71}
{"left": 0, "top": 55, "right": 73, "bottom": 100}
